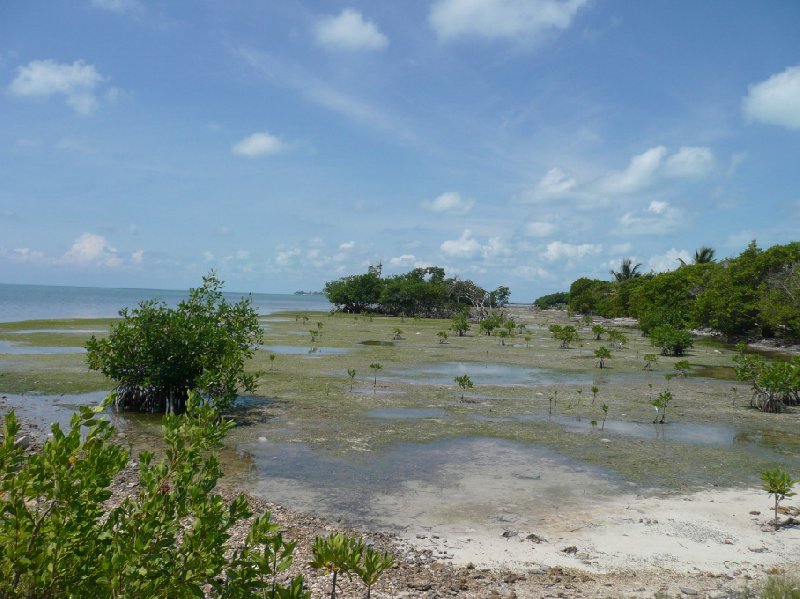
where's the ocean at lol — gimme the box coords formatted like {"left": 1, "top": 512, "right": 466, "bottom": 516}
{"left": 0, "top": 283, "right": 331, "bottom": 323}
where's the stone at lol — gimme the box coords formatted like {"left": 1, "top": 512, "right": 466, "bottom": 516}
{"left": 680, "top": 587, "right": 698, "bottom": 595}
{"left": 13, "top": 435, "right": 31, "bottom": 450}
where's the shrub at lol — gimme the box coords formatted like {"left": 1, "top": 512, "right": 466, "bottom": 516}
{"left": 649, "top": 324, "right": 694, "bottom": 356}
{"left": 86, "top": 273, "right": 262, "bottom": 414}
{"left": 0, "top": 396, "right": 310, "bottom": 598}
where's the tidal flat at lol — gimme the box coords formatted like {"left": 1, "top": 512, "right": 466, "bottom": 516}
{"left": 2, "top": 308, "right": 799, "bottom": 542}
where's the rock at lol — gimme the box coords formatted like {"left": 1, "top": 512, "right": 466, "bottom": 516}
{"left": 501, "top": 530, "right": 518, "bottom": 539}
{"left": 749, "top": 510, "right": 761, "bottom": 515}
{"left": 526, "top": 533, "right": 546, "bottom": 543}
{"left": 561, "top": 545, "right": 578, "bottom": 554}
{"left": 680, "top": 587, "right": 698, "bottom": 596}
{"left": 408, "top": 578, "right": 432, "bottom": 591}
{"left": 13, "top": 435, "right": 32, "bottom": 450}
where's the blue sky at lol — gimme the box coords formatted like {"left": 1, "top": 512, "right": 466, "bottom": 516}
{"left": 1, "top": 1, "right": 799, "bottom": 300}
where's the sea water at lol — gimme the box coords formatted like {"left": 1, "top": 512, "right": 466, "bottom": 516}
{"left": 0, "top": 283, "right": 331, "bottom": 323}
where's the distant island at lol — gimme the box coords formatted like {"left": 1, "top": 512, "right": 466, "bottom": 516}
{"left": 293, "top": 290, "right": 324, "bottom": 296}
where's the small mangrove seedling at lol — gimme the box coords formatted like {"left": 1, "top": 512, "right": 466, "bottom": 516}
{"left": 674, "top": 360, "right": 691, "bottom": 377}
{"left": 369, "top": 363, "right": 382, "bottom": 387}
{"left": 437, "top": 330, "right": 449, "bottom": 344}
{"left": 652, "top": 389, "right": 673, "bottom": 423}
{"left": 455, "top": 374, "right": 473, "bottom": 400}
{"left": 302, "top": 315, "right": 309, "bottom": 325}
{"left": 576, "top": 389, "right": 583, "bottom": 407}
{"left": 310, "top": 330, "right": 319, "bottom": 343}
{"left": 347, "top": 368, "right": 356, "bottom": 391}
{"left": 591, "top": 324, "right": 605, "bottom": 340}
{"left": 594, "top": 346, "right": 612, "bottom": 369}
{"left": 269, "top": 353, "right": 276, "bottom": 370}
{"left": 643, "top": 353, "right": 658, "bottom": 370}
{"left": 591, "top": 385, "right": 599, "bottom": 405}
{"left": 503, "top": 320, "right": 516, "bottom": 337}
{"left": 317, "top": 321, "right": 324, "bottom": 331}
{"left": 392, "top": 327, "right": 402, "bottom": 341}
{"left": 608, "top": 329, "right": 627, "bottom": 349}
{"left": 761, "top": 466, "right": 797, "bottom": 530}
{"left": 357, "top": 546, "right": 395, "bottom": 599}
{"left": 601, "top": 403, "right": 609, "bottom": 430}
{"left": 309, "top": 532, "right": 363, "bottom": 599}
{"left": 524, "top": 333, "right": 532, "bottom": 347}
{"left": 498, "top": 329, "right": 509, "bottom": 346}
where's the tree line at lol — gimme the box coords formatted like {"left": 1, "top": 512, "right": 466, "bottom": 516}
{"left": 323, "top": 264, "right": 510, "bottom": 318}
{"left": 539, "top": 241, "right": 799, "bottom": 342}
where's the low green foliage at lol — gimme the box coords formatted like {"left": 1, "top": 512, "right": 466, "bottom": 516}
{"left": 532, "top": 291, "right": 569, "bottom": 310}
{"left": 591, "top": 324, "right": 605, "bottom": 340}
{"left": 674, "top": 360, "right": 691, "bottom": 377}
{"left": 347, "top": 368, "right": 356, "bottom": 391}
{"left": 594, "top": 346, "right": 612, "bottom": 369}
{"left": 309, "top": 532, "right": 393, "bottom": 599}
{"left": 369, "top": 362, "right": 382, "bottom": 387}
{"left": 643, "top": 353, "right": 658, "bottom": 370}
{"left": 450, "top": 311, "right": 470, "bottom": 336}
{"left": 734, "top": 350, "right": 800, "bottom": 413}
{"left": 607, "top": 329, "right": 627, "bottom": 349}
{"left": 85, "top": 273, "right": 262, "bottom": 414}
{"left": 761, "top": 466, "right": 797, "bottom": 530}
{"left": 437, "top": 330, "right": 449, "bottom": 343}
{"left": 650, "top": 324, "right": 694, "bottom": 356}
{"left": 549, "top": 324, "right": 580, "bottom": 349}
{"left": 0, "top": 395, "right": 310, "bottom": 598}
{"left": 652, "top": 389, "right": 673, "bottom": 423}
{"left": 454, "top": 374, "right": 473, "bottom": 400}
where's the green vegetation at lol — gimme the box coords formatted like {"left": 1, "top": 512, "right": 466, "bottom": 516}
{"left": 309, "top": 532, "right": 393, "bottom": 599}
{"left": 549, "top": 324, "right": 580, "bottom": 349}
{"left": 85, "top": 273, "right": 262, "bottom": 414}
{"left": 650, "top": 324, "right": 694, "bottom": 356}
{"left": 347, "top": 368, "right": 356, "bottom": 391}
{"left": 532, "top": 291, "right": 569, "bottom": 309}
{"left": 454, "top": 374, "right": 473, "bottom": 400}
{"left": 760, "top": 466, "right": 797, "bottom": 529}
{"left": 652, "top": 389, "right": 673, "bottom": 423}
{"left": 566, "top": 241, "right": 800, "bottom": 343}
{"left": 324, "top": 265, "right": 509, "bottom": 318}
{"left": 0, "top": 396, "right": 310, "bottom": 598}
{"left": 734, "top": 349, "right": 800, "bottom": 413}
{"left": 594, "top": 346, "right": 611, "bottom": 369}
{"left": 369, "top": 362, "right": 382, "bottom": 387}
{"left": 643, "top": 353, "right": 658, "bottom": 370}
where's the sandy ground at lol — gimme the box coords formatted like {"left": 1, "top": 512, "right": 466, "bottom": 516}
{"left": 400, "top": 486, "right": 800, "bottom": 577}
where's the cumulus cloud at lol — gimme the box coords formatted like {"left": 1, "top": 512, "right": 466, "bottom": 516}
{"left": 339, "top": 240, "right": 355, "bottom": 250}
{"left": 232, "top": 132, "right": 285, "bottom": 157}
{"left": 131, "top": 250, "right": 144, "bottom": 265}
{"left": 617, "top": 200, "right": 683, "bottom": 235}
{"left": 664, "top": 146, "right": 715, "bottom": 178}
{"left": 60, "top": 232, "right": 121, "bottom": 267}
{"left": 542, "top": 240, "right": 601, "bottom": 263}
{"left": 441, "top": 229, "right": 482, "bottom": 258}
{"left": 421, "top": 191, "right": 475, "bottom": 215}
{"left": 743, "top": 64, "right": 800, "bottom": 130}
{"left": 315, "top": 9, "right": 388, "bottom": 51}
{"left": 648, "top": 248, "right": 691, "bottom": 273}
{"left": 275, "top": 248, "right": 302, "bottom": 266}
{"left": 429, "top": 0, "right": 588, "bottom": 42}
{"left": 535, "top": 168, "right": 576, "bottom": 197}
{"left": 1, "top": 248, "right": 46, "bottom": 264}
{"left": 599, "top": 146, "right": 666, "bottom": 194}
{"left": 9, "top": 59, "right": 107, "bottom": 115}
{"left": 388, "top": 254, "right": 417, "bottom": 267}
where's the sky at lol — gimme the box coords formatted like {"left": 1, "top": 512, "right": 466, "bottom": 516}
{"left": 1, "top": 1, "right": 799, "bottom": 300}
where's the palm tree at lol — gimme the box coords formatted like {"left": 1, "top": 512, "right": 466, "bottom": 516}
{"left": 693, "top": 246, "right": 715, "bottom": 264}
{"left": 610, "top": 258, "right": 642, "bottom": 282}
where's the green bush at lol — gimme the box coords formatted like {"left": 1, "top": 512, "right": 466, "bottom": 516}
{"left": 649, "top": 324, "right": 694, "bottom": 356}
{"left": 0, "top": 396, "right": 309, "bottom": 598}
{"left": 86, "top": 273, "right": 262, "bottom": 414}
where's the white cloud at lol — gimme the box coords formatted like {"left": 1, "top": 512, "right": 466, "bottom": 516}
{"left": 541, "top": 241, "right": 601, "bottom": 263}
{"left": 232, "top": 132, "right": 285, "bottom": 157}
{"left": 90, "top": 0, "right": 142, "bottom": 13}
{"left": 421, "top": 191, "right": 475, "bottom": 215}
{"left": 60, "top": 233, "right": 121, "bottom": 267}
{"left": 664, "top": 146, "right": 715, "bottom": 178}
{"left": 235, "top": 249, "right": 250, "bottom": 260}
{"left": 9, "top": 59, "right": 107, "bottom": 115}
{"left": 131, "top": 250, "right": 144, "bottom": 264}
{"left": 482, "top": 236, "right": 510, "bottom": 258}
{"left": 617, "top": 201, "right": 683, "bottom": 235}
{"left": 535, "top": 168, "right": 576, "bottom": 196}
{"left": 339, "top": 240, "right": 355, "bottom": 250}
{"left": 743, "top": 64, "right": 800, "bottom": 130}
{"left": 429, "top": 0, "right": 588, "bottom": 42}
{"left": 389, "top": 254, "right": 417, "bottom": 267}
{"left": 599, "top": 146, "right": 666, "bottom": 194}
{"left": 523, "top": 220, "right": 557, "bottom": 237}
{"left": 440, "top": 229, "right": 482, "bottom": 258}
{"left": 648, "top": 248, "right": 691, "bottom": 273}
{"left": 1, "top": 248, "right": 46, "bottom": 264}
{"left": 610, "top": 243, "right": 632, "bottom": 255}
{"left": 275, "top": 248, "right": 302, "bottom": 266}
{"left": 315, "top": 9, "right": 388, "bottom": 51}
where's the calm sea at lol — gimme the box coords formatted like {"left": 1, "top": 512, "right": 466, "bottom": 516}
{"left": 0, "top": 283, "right": 331, "bottom": 323}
